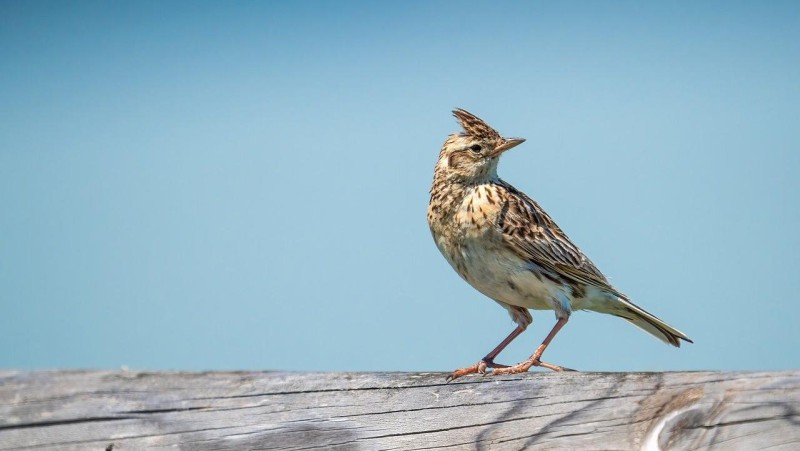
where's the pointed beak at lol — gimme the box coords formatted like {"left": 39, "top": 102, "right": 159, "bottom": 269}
{"left": 489, "top": 138, "right": 525, "bottom": 157}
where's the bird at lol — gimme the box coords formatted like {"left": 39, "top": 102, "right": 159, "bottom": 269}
{"left": 427, "top": 108, "right": 692, "bottom": 381}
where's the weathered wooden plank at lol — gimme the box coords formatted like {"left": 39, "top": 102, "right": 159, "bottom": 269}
{"left": 0, "top": 371, "right": 798, "bottom": 450}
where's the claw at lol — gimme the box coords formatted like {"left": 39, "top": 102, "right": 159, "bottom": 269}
{"left": 490, "top": 358, "right": 571, "bottom": 376}
{"left": 446, "top": 363, "right": 481, "bottom": 382}
{"left": 446, "top": 358, "right": 509, "bottom": 382}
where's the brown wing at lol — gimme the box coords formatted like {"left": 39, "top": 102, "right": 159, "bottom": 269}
{"left": 495, "top": 181, "right": 626, "bottom": 298}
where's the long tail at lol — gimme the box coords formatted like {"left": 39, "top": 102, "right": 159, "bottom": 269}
{"left": 603, "top": 298, "right": 693, "bottom": 347}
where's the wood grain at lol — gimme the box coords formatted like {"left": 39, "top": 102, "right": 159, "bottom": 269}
{"left": 1, "top": 371, "right": 798, "bottom": 450}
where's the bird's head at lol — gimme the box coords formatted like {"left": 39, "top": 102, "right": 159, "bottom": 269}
{"left": 434, "top": 108, "right": 525, "bottom": 182}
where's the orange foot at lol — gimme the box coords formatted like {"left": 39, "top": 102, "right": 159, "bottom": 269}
{"left": 446, "top": 359, "right": 509, "bottom": 382}
{"left": 491, "top": 358, "right": 575, "bottom": 375}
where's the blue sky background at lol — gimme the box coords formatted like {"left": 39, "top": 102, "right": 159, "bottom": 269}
{"left": 1, "top": 1, "right": 798, "bottom": 373}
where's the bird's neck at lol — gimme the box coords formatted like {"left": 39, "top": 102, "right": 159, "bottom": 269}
{"left": 429, "top": 170, "right": 502, "bottom": 221}
{"left": 432, "top": 170, "right": 499, "bottom": 192}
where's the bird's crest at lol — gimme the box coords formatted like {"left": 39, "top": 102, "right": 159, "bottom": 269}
{"left": 453, "top": 108, "right": 501, "bottom": 140}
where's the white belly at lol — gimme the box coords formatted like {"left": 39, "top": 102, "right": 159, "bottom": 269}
{"left": 440, "top": 236, "right": 560, "bottom": 311}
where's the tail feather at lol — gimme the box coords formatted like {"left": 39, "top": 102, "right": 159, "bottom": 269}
{"left": 606, "top": 299, "right": 692, "bottom": 347}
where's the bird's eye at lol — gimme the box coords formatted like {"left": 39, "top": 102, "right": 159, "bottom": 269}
{"left": 469, "top": 144, "right": 482, "bottom": 153}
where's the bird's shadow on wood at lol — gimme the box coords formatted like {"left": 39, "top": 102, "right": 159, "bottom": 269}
{"left": 475, "top": 375, "right": 624, "bottom": 450}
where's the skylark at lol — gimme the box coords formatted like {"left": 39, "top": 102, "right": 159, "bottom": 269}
{"left": 428, "top": 108, "right": 692, "bottom": 381}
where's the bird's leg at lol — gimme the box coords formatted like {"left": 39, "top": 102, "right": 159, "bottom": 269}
{"left": 492, "top": 317, "right": 570, "bottom": 375}
{"left": 446, "top": 324, "right": 525, "bottom": 382}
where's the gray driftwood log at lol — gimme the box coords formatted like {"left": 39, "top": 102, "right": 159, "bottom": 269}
{"left": 0, "top": 371, "right": 798, "bottom": 450}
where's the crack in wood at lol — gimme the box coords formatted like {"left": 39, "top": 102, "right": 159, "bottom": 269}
{"left": 0, "top": 416, "right": 136, "bottom": 431}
